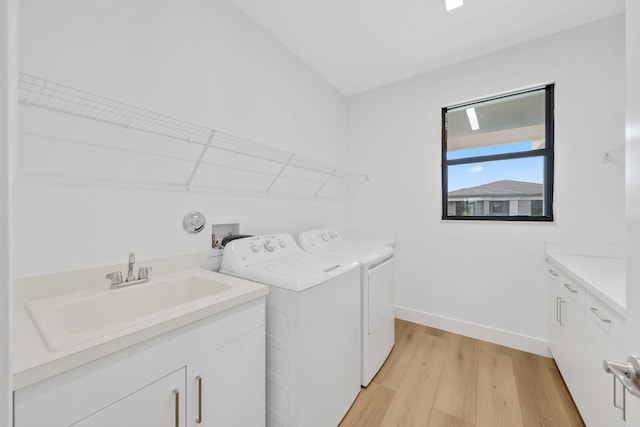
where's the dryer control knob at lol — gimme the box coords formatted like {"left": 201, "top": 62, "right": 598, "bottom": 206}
{"left": 321, "top": 233, "right": 329, "bottom": 242}
{"left": 251, "top": 245, "right": 260, "bottom": 253}
{"left": 279, "top": 241, "right": 286, "bottom": 248}
{"left": 264, "top": 241, "right": 276, "bottom": 252}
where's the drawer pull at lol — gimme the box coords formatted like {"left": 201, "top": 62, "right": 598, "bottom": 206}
{"left": 548, "top": 269, "right": 559, "bottom": 277}
{"left": 196, "top": 376, "right": 203, "bottom": 424}
{"left": 563, "top": 283, "right": 578, "bottom": 294}
{"left": 590, "top": 307, "right": 612, "bottom": 323}
{"left": 173, "top": 389, "right": 180, "bottom": 427}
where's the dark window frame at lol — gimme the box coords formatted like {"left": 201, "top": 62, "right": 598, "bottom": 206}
{"left": 441, "top": 84, "right": 555, "bottom": 222}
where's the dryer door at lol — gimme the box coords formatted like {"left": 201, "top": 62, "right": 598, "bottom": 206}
{"left": 368, "top": 256, "right": 394, "bottom": 334}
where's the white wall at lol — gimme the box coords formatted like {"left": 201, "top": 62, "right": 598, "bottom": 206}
{"left": 348, "top": 16, "right": 626, "bottom": 354}
{"left": 14, "top": 0, "right": 628, "bottom": 359}
{"left": 0, "top": 0, "right": 17, "bottom": 422}
{"left": 15, "top": 0, "right": 350, "bottom": 277}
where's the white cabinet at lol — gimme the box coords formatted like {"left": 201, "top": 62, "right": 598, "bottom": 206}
{"left": 187, "top": 327, "right": 265, "bottom": 426}
{"left": 14, "top": 299, "right": 265, "bottom": 427}
{"left": 546, "top": 262, "right": 626, "bottom": 426}
{"left": 547, "top": 269, "right": 564, "bottom": 363}
{"left": 547, "top": 268, "right": 587, "bottom": 409}
{"left": 74, "top": 368, "right": 186, "bottom": 427}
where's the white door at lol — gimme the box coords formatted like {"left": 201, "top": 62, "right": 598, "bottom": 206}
{"left": 0, "top": 1, "right": 18, "bottom": 426}
{"left": 622, "top": 0, "right": 640, "bottom": 422}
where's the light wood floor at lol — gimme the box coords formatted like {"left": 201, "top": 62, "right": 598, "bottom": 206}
{"left": 340, "top": 319, "right": 585, "bottom": 427}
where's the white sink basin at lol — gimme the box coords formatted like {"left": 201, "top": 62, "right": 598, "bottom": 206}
{"left": 26, "top": 269, "right": 263, "bottom": 352}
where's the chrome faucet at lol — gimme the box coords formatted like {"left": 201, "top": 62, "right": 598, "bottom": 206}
{"left": 126, "top": 252, "right": 136, "bottom": 282}
{"left": 105, "top": 252, "right": 152, "bottom": 289}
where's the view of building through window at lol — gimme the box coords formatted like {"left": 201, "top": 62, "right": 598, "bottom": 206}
{"left": 442, "top": 85, "right": 554, "bottom": 221}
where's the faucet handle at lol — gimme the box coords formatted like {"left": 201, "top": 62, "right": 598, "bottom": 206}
{"left": 128, "top": 253, "right": 136, "bottom": 263}
{"left": 138, "top": 266, "right": 152, "bottom": 280}
{"left": 106, "top": 271, "right": 123, "bottom": 286}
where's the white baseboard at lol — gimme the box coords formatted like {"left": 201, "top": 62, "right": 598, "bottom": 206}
{"left": 395, "top": 305, "right": 551, "bottom": 357}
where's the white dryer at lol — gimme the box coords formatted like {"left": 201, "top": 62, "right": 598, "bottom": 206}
{"left": 298, "top": 228, "right": 395, "bottom": 387}
{"left": 220, "top": 234, "right": 361, "bottom": 427}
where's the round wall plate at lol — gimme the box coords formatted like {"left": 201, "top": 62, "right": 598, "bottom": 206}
{"left": 183, "top": 211, "right": 206, "bottom": 233}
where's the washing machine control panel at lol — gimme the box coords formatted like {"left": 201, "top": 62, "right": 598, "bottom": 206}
{"left": 320, "top": 231, "right": 340, "bottom": 241}
{"left": 226, "top": 234, "right": 300, "bottom": 264}
{"left": 299, "top": 229, "right": 342, "bottom": 252}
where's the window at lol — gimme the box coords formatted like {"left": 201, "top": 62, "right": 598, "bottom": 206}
{"left": 531, "top": 200, "right": 543, "bottom": 216}
{"left": 441, "top": 85, "right": 554, "bottom": 221}
{"left": 451, "top": 201, "right": 474, "bottom": 216}
{"left": 490, "top": 201, "right": 508, "bottom": 215}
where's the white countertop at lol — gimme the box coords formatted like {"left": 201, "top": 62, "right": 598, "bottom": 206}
{"left": 12, "top": 254, "right": 268, "bottom": 390}
{"left": 546, "top": 242, "right": 626, "bottom": 316}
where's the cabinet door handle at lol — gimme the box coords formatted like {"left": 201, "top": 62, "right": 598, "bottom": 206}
{"left": 556, "top": 297, "right": 561, "bottom": 322}
{"left": 558, "top": 300, "right": 565, "bottom": 325}
{"left": 173, "top": 389, "right": 180, "bottom": 427}
{"left": 196, "top": 376, "right": 203, "bottom": 424}
{"left": 590, "top": 307, "right": 612, "bottom": 323}
{"left": 549, "top": 269, "right": 559, "bottom": 277}
{"left": 563, "top": 283, "right": 578, "bottom": 294}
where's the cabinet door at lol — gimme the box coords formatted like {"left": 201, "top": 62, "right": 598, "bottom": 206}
{"left": 187, "top": 327, "right": 265, "bottom": 427}
{"left": 547, "top": 268, "right": 564, "bottom": 358}
{"left": 72, "top": 368, "right": 185, "bottom": 427}
{"left": 367, "top": 257, "right": 394, "bottom": 334}
{"left": 558, "top": 290, "right": 587, "bottom": 413}
{"left": 547, "top": 267, "right": 586, "bottom": 410}
{"left": 582, "top": 295, "right": 626, "bottom": 427}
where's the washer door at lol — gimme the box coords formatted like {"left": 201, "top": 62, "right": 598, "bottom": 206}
{"left": 368, "top": 256, "right": 394, "bottom": 334}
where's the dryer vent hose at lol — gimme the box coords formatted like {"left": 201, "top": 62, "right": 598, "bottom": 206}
{"left": 221, "top": 234, "right": 254, "bottom": 247}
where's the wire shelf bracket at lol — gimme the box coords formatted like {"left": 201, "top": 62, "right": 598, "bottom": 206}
{"left": 265, "top": 153, "right": 295, "bottom": 196}
{"left": 314, "top": 167, "right": 339, "bottom": 199}
{"left": 186, "top": 130, "right": 217, "bottom": 190}
{"left": 603, "top": 145, "right": 625, "bottom": 169}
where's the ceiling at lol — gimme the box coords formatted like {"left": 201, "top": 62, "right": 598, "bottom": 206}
{"left": 448, "top": 90, "right": 545, "bottom": 137}
{"left": 228, "top": 0, "right": 625, "bottom": 95}
{"left": 448, "top": 90, "right": 546, "bottom": 151}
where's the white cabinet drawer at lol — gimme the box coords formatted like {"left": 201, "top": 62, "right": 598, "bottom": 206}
{"left": 586, "top": 292, "right": 626, "bottom": 350}
{"left": 548, "top": 267, "right": 586, "bottom": 312}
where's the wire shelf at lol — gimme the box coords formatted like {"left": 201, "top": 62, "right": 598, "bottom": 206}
{"left": 18, "top": 73, "right": 368, "bottom": 199}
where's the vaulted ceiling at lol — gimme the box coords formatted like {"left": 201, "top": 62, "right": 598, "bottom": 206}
{"left": 228, "top": 0, "right": 625, "bottom": 95}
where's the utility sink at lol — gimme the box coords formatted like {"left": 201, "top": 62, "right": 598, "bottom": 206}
{"left": 26, "top": 269, "right": 262, "bottom": 352}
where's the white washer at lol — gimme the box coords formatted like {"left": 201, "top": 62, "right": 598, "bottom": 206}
{"left": 220, "top": 234, "right": 361, "bottom": 427}
{"left": 298, "top": 228, "right": 395, "bottom": 387}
